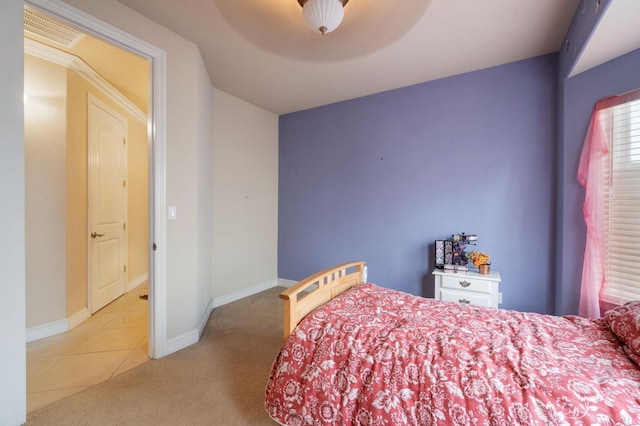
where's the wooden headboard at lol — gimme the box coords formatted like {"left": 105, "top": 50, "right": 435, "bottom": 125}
{"left": 279, "top": 261, "right": 367, "bottom": 341}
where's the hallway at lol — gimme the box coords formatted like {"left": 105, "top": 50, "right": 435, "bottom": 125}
{"left": 26, "top": 283, "right": 149, "bottom": 413}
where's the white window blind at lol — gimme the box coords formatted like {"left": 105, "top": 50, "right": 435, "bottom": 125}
{"left": 602, "top": 98, "right": 640, "bottom": 304}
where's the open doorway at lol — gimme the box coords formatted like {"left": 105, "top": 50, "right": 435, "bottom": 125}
{"left": 23, "top": 0, "right": 167, "bottom": 411}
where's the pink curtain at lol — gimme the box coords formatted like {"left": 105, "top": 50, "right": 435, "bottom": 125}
{"left": 577, "top": 104, "right": 611, "bottom": 318}
{"left": 577, "top": 89, "right": 640, "bottom": 318}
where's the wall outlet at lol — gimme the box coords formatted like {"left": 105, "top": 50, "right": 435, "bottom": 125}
{"left": 498, "top": 292, "right": 503, "bottom": 304}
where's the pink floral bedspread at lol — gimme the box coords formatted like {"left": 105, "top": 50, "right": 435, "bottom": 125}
{"left": 265, "top": 283, "right": 640, "bottom": 425}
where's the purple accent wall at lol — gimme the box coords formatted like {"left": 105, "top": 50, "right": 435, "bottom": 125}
{"left": 279, "top": 55, "right": 558, "bottom": 314}
{"left": 558, "top": 0, "right": 612, "bottom": 78}
{"left": 557, "top": 48, "right": 640, "bottom": 314}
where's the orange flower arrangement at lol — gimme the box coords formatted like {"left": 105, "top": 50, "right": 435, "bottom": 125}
{"left": 468, "top": 251, "right": 490, "bottom": 267}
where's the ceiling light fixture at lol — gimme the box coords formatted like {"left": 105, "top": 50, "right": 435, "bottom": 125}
{"left": 298, "top": 0, "right": 349, "bottom": 35}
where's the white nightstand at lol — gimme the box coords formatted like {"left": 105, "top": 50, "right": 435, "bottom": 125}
{"left": 432, "top": 269, "right": 502, "bottom": 308}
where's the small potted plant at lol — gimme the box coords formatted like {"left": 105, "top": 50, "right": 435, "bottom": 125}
{"left": 468, "top": 251, "right": 491, "bottom": 275}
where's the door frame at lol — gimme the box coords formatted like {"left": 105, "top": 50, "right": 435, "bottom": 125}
{"left": 25, "top": 0, "right": 168, "bottom": 358}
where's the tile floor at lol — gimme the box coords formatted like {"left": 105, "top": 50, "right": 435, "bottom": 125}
{"left": 26, "top": 283, "right": 150, "bottom": 413}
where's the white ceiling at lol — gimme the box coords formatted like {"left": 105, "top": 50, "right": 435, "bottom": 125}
{"left": 112, "top": 0, "right": 637, "bottom": 115}
{"left": 570, "top": 0, "right": 640, "bottom": 77}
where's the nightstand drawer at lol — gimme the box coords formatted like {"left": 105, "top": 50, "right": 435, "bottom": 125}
{"left": 440, "top": 275, "right": 492, "bottom": 294}
{"left": 440, "top": 289, "right": 492, "bottom": 307}
{"left": 433, "top": 269, "right": 501, "bottom": 308}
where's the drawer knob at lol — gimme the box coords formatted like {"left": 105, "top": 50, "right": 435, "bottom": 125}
{"left": 459, "top": 298, "right": 471, "bottom": 304}
{"left": 459, "top": 280, "right": 471, "bottom": 288}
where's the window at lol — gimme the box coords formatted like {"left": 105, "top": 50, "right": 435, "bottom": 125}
{"left": 601, "top": 98, "right": 640, "bottom": 304}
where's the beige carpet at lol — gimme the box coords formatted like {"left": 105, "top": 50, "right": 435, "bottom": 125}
{"left": 26, "top": 287, "right": 284, "bottom": 425}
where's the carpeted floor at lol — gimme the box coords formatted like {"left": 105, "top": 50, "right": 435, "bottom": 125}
{"left": 26, "top": 287, "right": 284, "bottom": 425}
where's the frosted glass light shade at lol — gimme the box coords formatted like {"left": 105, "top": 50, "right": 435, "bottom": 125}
{"left": 302, "top": 0, "right": 345, "bottom": 35}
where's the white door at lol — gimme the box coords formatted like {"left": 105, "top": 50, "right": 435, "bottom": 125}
{"left": 89, "top": 96, "right": 127, "bottom": 313}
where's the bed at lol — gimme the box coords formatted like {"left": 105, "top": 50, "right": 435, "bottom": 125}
{"left": 265, "top": 261, "right": 640, "bottom": 425}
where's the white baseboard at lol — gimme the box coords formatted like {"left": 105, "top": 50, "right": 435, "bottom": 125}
{"left": 212, "top": 278, "right": 279, "bottom": 308}
{"left": 27, "top": 274, "right": 149, "bottom": 343}
{"left": 165, "top": 300, "right": 213, "bottom": 355}
{"left": 67, "top": 308, "right": 90, "bottom": 330}
{"left": 26, "top": 307, "right": 92, "bottom": 342}
{"left": 278, "top": 278, "right": 297, "bottom": 288}
{"left": 26, "top": 319, "right": 67, "bottom": 343}
{"left": 26, "top": 277, "right": 292, "bottom": 346}
{"left": 127, "top": 273, "right": 148, "bottom": 292}
{"left": 165, "top": 329, "right": 200, "bottom": 357}
{"left": 198, "top": 297, "right": 215, "bottom": 339}
{"left": 164, "top": 278, "right": 282, "bottom": 356}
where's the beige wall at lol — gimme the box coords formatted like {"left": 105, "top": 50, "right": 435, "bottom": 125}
{"left": 196, "top": 55, "right": 214, "bottom": 315}
{"left": 40, "top": 0, "right": 279, "bottom": 344}
{"left": 66, "top": 69, "right": 148, "bottom": 317}
{"left": 23, "top": 43, "right": 148, "bottom": 327}
{"left": 60, "top": 0, "right": 214, "bottom": 339}
{"left": 3, "top": 1, "right": 279, "bottom": 419}
{"left": 65, "top": 69, "right": 87, "bottom": 315}
{"left": 1, "top": 0, "right": 26, "bottom": 422}
{"left": 24, "top": 54, "right": 67, "bottom": 327}
{"left": 211, "top": 88, "right": 279, "bottom": 297}
{"left": 127, "top": 110, "right": 149, "bottom": 282}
